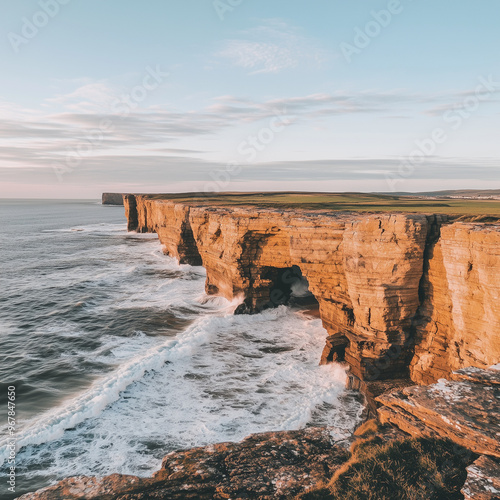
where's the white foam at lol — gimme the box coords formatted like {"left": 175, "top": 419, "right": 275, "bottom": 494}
{"left": 6, "top": 306, "right": 363, "bottom": 479}
{"left": 291, "top": 277, "right": 312, "bottom": 297}
{"left": 0, "top": 305, "right": 236, "bottom": 465}
{"left": 43, "top": 223, "right": 128, "bottom": 234}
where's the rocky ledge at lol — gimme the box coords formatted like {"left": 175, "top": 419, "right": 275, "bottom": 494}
{"left": 377, "top": 367, "right": 500, "bottom": 499}
{"left": 18, "top": 427, "right": 352, "bottom": 500}
{"left": 462, "top": 455, "right": 500, "bottom": 500}
{"left": 376, "top": 367, "right": 500, "bottom": 458}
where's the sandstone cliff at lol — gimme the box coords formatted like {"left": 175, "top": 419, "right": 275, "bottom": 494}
{"left": 123, "top": 194, "right": 500, "bottom": 385}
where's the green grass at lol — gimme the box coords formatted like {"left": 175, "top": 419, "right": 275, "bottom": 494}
{"left": 141, "top": 192, "right": 500, "bottom": 219}
{"left": 296, "top": 428, "right": 474, "bottom": 500}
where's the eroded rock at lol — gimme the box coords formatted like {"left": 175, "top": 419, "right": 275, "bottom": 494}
{"left": 462, "top": 455, "right": 500, "bottom": 500}
{"left": 122, "top": 195, "right": 500, "bottom": 385}
{"left": 18, "top": 427, "right": 350, "bottom": 500}
{"left": 377, "top": 369, "right": 500, "bottom": 458}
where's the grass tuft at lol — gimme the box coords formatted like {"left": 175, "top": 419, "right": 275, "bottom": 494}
{"left": 297, "top": 436, "right": 474, "bottom": 500}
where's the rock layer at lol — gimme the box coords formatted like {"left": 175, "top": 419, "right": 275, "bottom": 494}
{"left": 410, "top": 223, "right": 500, "bottom": 384}
{"left": 123, "top": 194, "right": 500, "bottom": 384}
{"left": 376, "top": 368, "right": 500, "bottom": 458}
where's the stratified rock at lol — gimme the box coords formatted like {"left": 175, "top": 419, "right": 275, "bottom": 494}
{"left": 462, "top": 455, "right": 500, "bottom": 500}
{"left": 410, "top": 223, "right": 500, "bottom": 384}
{"left": 19, "top": 427, "right": 350, "bottom": 500}
{"left": 377, "top": 370, "right": 500, "bottom": 458}
{"left": 452, "top": 366, "right": 500, "bottom": 386}
{"left": 16, "top": 475, "right": 152, "bottom": 500}
{"left": 122, "top": 194, "right": 500, "bottom": 385}
{"left": 346, "top": 374, "right": 414, "bottom": 415}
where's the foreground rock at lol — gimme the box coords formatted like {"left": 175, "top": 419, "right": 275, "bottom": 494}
{"left": 377, "top": 368, "right": 500, "bottom": 458}
{"left": 462, "top": 455, "right": 500, "bottom": 500}
{"left": 19, "top": 427, "right": 351, "bottom": 500}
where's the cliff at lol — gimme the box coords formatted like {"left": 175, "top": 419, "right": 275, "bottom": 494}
{"left": 377, "top": 367, "right": 500, "bottom": 458}
{"left": 122, "top": 194, "right": 500, "bottom": 386}
{"left": 101, "top": 193, "right": 124, "bottom": 205}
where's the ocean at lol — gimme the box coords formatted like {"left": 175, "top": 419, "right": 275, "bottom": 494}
{"left": 0, "top": 200, "right": 363, "bottom": 498}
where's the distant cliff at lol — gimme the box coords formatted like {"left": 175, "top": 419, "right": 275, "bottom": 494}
{"left": 102, "top": 193, "right": 124, "bottom": 205}
{"left": 122, "top": 194, "right": 500, "bottom": 387}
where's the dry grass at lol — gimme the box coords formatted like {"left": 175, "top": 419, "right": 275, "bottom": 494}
{"left": 353, "top": 419, "right": 379, "bottom": 437}
{"left": 297, "top": 423, "right": 475, "bottom": 500}
{"left": 142, "top": 192, "right": 500, "bottom": 219}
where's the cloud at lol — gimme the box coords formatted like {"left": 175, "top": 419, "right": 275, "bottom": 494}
{"left": 0, "top": 88, "right": 418, "bottom": 172}
{"left": 1, "top": 156, "right": 498, "bottom": 190}
{"left": 1, "top": 82, "right": 498, "bottom": 185}
{"left": 214, "top": 19, "right": 330, "bottom": 74}
{"left": 44, "top": 82, "right": 120, "bottom": 113}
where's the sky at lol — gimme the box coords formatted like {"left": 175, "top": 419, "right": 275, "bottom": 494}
{"left": 0, "top": 0, "right": 499, "bottom": 198}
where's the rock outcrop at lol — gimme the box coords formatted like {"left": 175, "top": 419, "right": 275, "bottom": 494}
{"left": 101, "top": 193, "right": 124, "bottom": 205}
{"left": 376, "top": 367, "right": 500, "bottom": 458}
{"left": 18, "top": 427, "right": 350, "bottom": 500}
{"left": 462, "top": 455, "right": 500, "bottom": 500}
{"left": 123, "top": 194, "right": 500, "bottom": 385}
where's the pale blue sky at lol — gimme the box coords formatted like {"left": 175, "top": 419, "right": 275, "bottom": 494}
{"left": 1, "top": 0, "right": 499, "bottom": 197}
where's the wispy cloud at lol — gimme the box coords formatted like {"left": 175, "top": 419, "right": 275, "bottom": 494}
{"left": 1, "top": 83, "right": 498, "bottom": 177}
{"left": 214, "top": 19, "right": 330, "bottom": 74}
{"left": 44, "top": 82, "right": 119, "bottom": 113}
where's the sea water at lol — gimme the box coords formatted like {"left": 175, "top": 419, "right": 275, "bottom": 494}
{"left": 0, "top": 200, "right": 363, "bottom": 498}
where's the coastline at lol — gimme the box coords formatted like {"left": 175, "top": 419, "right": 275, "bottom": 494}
{"left": 14, "top": 193, "right": 500, "bottom": 499}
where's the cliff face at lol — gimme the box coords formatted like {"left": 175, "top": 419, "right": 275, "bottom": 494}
{"left": 410, "top": 223, "right": 500, "bottom": 384}
{"left": 123, "top": 194, "right": 500, "bottom": 385}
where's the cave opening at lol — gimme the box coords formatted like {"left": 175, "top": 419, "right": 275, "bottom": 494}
{"left": 321, "top": 335, "right": 349, "bottom": 365}
{"left": 234, "top": 264, "right": 320, "bottom": 315}
{"left": 263, "top": 265, "right": 319, "bottom": 311}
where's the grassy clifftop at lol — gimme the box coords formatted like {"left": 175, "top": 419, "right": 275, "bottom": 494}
{"left": 137, "top": 192, "right": 500, "bottom": 219}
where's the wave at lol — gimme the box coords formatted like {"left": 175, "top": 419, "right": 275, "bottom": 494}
{"left": 0, "top": 298, "right": 243, "bottom": 466}
{"left": 43, "top": 223, "right": 128, "bottom": 234}
{"left": 1, "top": 307, "right": 364, "bottom": 486}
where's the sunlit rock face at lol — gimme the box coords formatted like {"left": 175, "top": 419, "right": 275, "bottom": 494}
{"left": 462, "top": 455, "right": 500, "bottom": 500}
{"left": 123, "top": 194, "right": 500, "bottom": 384}
{"left": 377, "top": 367, "right": 500, "bottom": 458}
{"left": 410, "top": 223, "right": 500, "bottom": 384}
